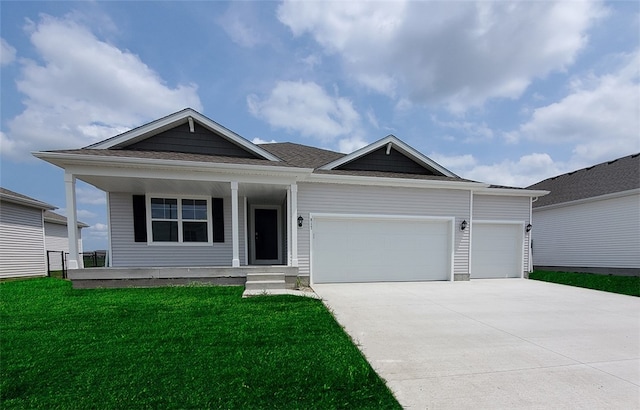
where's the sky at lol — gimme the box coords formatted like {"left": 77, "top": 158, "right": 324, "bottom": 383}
{"left": 1, "top": 0, "right": 638, "bottom": 251}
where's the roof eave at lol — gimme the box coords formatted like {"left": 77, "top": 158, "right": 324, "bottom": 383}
{"left": 533, "top": 188, "right": 640, "bottom": 210}
{"left": 44, "top": 217, "right": 89, "bottom": 228}
{"left": 307, "top": 172, "right": 487, "bottom": 190}
{"left": 33, "top": 151, "right": 313, "bottom": 176}
{"left": 473, "top": 187, "right": 550, "bottom": 197}
{"left": 0, "top": 192, "right": 56, "bottom": 210}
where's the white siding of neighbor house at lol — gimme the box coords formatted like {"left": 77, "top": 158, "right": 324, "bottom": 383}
{"left": 296, "top": 182, "right": 471, "bottom": 278}
{"left": 109, "top": 192, "right": 245, "bottom": 267}
{"left": 0, "top": 201, "right": 47, "bottom": 278}
{"left": 44, "top": 222, "right": 84, "bottom": 270}
{"left": 532, "top": 192, "right": 640, "bottom": 269}
{"left": 472, "top": 194, "right": 531, "bottom": 273}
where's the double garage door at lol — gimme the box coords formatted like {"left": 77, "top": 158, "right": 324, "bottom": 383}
{"left": 311, "top": 215, "right": 524, "bottom": 283}
{"left": 311, "top": 215, "right": 453, "bottom": 284}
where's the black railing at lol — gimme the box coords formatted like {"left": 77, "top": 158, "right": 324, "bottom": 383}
{"left": 47, "top": 250, "right": 67, "bottom": 278}
{"left": 82, "top": 251, "right": 107, "bottom": 268}
{"left": 46, "top": 251, "right": 107, "bottom": 278}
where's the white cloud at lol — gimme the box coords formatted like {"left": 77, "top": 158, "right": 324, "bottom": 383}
{"left": 431, "top": 152, "right": 567, "bottom": 187}
{"left": 77, "top": 209, "right": 97, "bottom": 219}
{"left": 2, "top": 14, "right": 201, "bottom": 160}
{"left": 338, "top": 137, "right": 368, "bottom": 154}
{"left": 57, "top": 208, "right": 98, "bottom": 220}
{"left": 77, "top": 186, "right": 106, "bottom": 205}
{"left": 252, "top": 137, "right": 277, "bottom": 144}
{"left": 278, "top": 1, "right": 606, "bottom": 112}
{"left": 247, "top": 80, "right": 362, "bottom": 142}
{"left": 85, "top": 222, "right": 108, "bottom": 240}
{"left": 217, "top": 2, "right": 266, "bottom": 47}
{"left": 431, "top": 116, "right": 495, "bottom": 143}
{"left": 1, "top": 38, "right": 16, "bottom": 66}
{"left": 301, "top": 53, "right": 321, "bottom": 69}
{"left": 515, "top": 50, "right": 640, "bottom": 165}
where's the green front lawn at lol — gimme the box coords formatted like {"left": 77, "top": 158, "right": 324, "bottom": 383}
{"left": 529, "top": 270, "right": 640, "bottom": 297}
{"left": 1, "top": 278, "right": 400, "bottom": 409}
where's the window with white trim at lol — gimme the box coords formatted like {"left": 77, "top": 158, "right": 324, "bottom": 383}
{"left": 148, "top": 196, "right": 211, "bottom": 243}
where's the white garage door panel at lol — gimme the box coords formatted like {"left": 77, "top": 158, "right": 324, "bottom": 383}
{"left": 472, "top": 223, "right": 522, "bottom": 278}
{"left": 312, "top": 216, "right": 451, "bottom": 283}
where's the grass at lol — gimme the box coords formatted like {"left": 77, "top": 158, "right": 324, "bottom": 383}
{"left": 529, "top": 270, "right": 640, "bottom": 297}
{"left": 1, "top": 278, "right": 400, "bottom": 409}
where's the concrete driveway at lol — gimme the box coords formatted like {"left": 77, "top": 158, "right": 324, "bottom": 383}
{"left": 313, "top": 279, "right": 640, "bottom": 409}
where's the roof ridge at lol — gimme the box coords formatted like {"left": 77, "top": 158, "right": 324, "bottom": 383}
{"left": 259, "top": 141, "right": 342, "bottom": 155}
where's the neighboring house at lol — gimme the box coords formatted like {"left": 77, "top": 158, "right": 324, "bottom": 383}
{"left": 34, "top": 108, "right": 547, "bottom": 286}
{"left": 0, "top": 188, "right": 55, "bottom": 278}
{"left": 527, "top": 154, "right": 640, "bottom": 276}
{"left": 0, "top": 188, "right": 88, "bottom": 278}
{"left": 44, "top": 210, "right": 88, "bottom": 271}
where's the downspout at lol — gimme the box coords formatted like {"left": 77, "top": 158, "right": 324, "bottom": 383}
{"left": 528, "top": 197, "right": 536, "bottom": 273}
{"left": 468, "top": 190, "right": 473, "bottom": 279}
{"left": 106, "top": 192, "right": 113, "bottom": 267}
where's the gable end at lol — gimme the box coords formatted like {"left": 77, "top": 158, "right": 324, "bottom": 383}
{"left": 119, "top": 122, "right": 262, "bottom": 159}
{"left": 337, "top": 146, "right": 440, "bottom": 175}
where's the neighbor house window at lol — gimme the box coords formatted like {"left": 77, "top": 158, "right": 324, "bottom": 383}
{"left": 148, "top": 196, "right": 211, "bottom": 244}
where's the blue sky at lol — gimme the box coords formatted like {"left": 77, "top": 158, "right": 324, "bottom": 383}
{"left": 1, "top": 1, "right": 638, "bottom": 251}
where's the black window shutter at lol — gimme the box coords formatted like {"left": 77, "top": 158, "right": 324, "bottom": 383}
{"left": 132, "top": 195, "right": 147, "bottom": 242}
{"left": 212, "top": 198, "right": 224, "bottom": 243}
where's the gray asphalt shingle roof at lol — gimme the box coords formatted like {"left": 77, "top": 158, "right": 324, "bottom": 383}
{"left": 44, "top": 210, "right": 89, "bottom": 228}
{"left": 527, "top": 153, "right": 640, "bottom": 208}
{"left": 0, "top": 187, "right": 55, "bottom": 209}
{"left": 257, "top": 142, "right": 345, "bottom": 168}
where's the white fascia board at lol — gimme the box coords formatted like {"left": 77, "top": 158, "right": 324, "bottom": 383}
{"left": 318, "top": 135, "right": 458, "bottom": 177}
{"left": 307, "top": 172, "right": 487, "bottom": 190}
{"left": 0, "top": 192, "right": 56, "bottom": 210}
{"left": 33, "top": 151, "right": 312, "bottom": 179}
{"left": 84, "top": 108, "right": 281, "bottom": 162}
{"left": 532, "top": 188, "right": 640, "bottom": 211}
{"left": 473, "top": 187, "right": 550, "bottom": 197}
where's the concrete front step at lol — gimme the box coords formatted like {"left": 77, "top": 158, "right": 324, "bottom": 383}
{"left": 245, "top": 272, "right": 286, "bottom": 292}
{"left": 246, "top": 272, "right": 285, "bottom": 282}
{"left": 245, "top": 280, "right": 286, "bottom": 291}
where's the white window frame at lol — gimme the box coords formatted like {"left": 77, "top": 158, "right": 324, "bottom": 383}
{"left": 146, "top": 194, "right": 213, "bottom": 246}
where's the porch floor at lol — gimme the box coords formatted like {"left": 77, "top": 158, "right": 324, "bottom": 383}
{"left": 68, "top": 266, "right": 302, "bottom": 289}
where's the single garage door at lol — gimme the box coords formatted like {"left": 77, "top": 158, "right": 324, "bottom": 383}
{"left": 471, "top": 222, "right": 523, "bottom": 278}
{"left": 311, "top": 215, "right": 452, "bottom": 283}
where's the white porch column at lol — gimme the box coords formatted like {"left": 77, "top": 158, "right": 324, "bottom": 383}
{"left": 231, "top": 181, "right": 240, "bottom": 267}
{"left": 64, "top": 172, "right": 80, "bottom": 269}
{"left": 290, "top": 183, "right": 299, "bottom": 267}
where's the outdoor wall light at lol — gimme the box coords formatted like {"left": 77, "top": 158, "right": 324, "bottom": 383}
{"left": 298, "top": 216, "right": 304, "bottom": 228}
{"left": 526, "top": 223, "right": 532, "bottom": 233}
{"left": 460, "top": 220, "right": 467, "bottom": 231}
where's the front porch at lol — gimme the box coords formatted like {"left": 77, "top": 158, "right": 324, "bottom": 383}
{"left": 69, "top": 265, "right": 303, "bottom": 289}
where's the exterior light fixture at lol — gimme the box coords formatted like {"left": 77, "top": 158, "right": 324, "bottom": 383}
{"left": 298, "top": 216, "right": 304, "bottom": 228}
{"left": 526, "top": 223, "right": 532, "bottom": 233}
{"left": 460, "top": 220, "right": 467, "bottom": 231}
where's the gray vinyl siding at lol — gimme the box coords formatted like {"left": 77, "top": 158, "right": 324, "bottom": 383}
{"left": 532, "top": 192, "right": 640, "bottom": 269}
{"left": 473, "top": 194, "right": 531, "bottom": 273}
{"left": 109, "top": 192, "right": 245, "bottom": 267}
{"left": 338, "top": 147, "right": 436, "bottom": 175}
{"left": 123, "top": 123, "right": 259, "bottom": 158}
{"left": 297, "top": 182, "right": 470, "bottom": 278}
{"left": 44, "top": 222, "right": 84, "bottom": 270}
{"left": 0, "top": 201, "right": 47, "bottom": 278}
